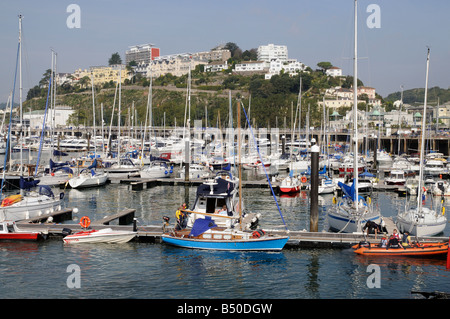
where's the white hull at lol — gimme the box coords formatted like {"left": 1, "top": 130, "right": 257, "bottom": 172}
{"left": 0, "top": 195, "right": 62, "bottom": 222}
{"left": 68, "top": 173, "right": 108, "bottom": 189}
{"left": 140, "top": 166, "right": 172, "bottom": 179}
{"left": 327, "top": 200, "right": 382, "bottom": 233}
{"left": 63, "top": 228, "right": 136, "bottom": 244}
{"left": 396, "top": 207, "right": 447, "bottom": 237}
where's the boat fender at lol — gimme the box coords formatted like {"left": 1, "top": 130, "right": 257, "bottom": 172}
{"left": 252, "top": 229, "right": 266, "bottom": 239}
{"left": 164, "top": 171, "right": 168, "bottom": 174}
{"left": 301, "top": 176, "right": 307, "bottom": 183}
{"left": 332, "top": 197, "right": 337, "bottom": 205}
{"left": 60, "top": 192, "right": 65, "bottom": 200}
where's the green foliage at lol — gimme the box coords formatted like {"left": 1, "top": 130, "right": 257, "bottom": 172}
{"left": 384, "top": 86, "right": 450, "bottom": 105}
{"left": 108, "top": 52, "right": 122, "bottom": 65}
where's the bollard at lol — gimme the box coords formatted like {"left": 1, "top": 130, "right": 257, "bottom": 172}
{"left": 310, "top": 144, "right": 319, "bottom": 232}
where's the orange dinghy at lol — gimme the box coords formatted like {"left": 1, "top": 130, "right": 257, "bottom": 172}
{"left": 352, "top": 241, "right": 449, "bottom": 257}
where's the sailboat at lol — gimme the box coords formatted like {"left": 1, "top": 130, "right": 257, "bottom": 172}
{"left": 0, "top": 16, "right": 64, "bottom": 222}
{"left": 396, "top": 48, "right": 447, "bottom": 237}
{"left": 161, "top": 101, "right": 289, "bottom": 251}
{"left": 327, "top": 0, "right": 383, "bottom": 233}
{"left": 104, "top": 69, "right": 141, "bottom": 179}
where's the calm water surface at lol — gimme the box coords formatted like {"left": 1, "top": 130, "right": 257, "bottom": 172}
{"left": 0, "top": 152, "right": 449, "bottom": 299}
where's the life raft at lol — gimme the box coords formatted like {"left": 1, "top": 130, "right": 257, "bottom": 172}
{"left": 1, "top": 194, "right": 22, "bottom": 207}
{"left": 352, "top": 241, "right": 449, "bottom": 257}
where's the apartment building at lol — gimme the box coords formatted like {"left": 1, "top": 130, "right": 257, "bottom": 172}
{"left": 125, "top": 44, "right": 160, "bottom": 65}
{"left": 257, "top": 44, "right": 288, "bottom": 62}
{"left": 72, "top": 65, "right": 129, "bottom": 85}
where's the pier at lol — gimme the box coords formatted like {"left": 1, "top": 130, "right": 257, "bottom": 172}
{"left": 15, "top": 209, "right": 448, "bottom": 248}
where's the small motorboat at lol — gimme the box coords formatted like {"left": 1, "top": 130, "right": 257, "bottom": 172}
{"left": 63, "top": 228, "right": 137, "bottom": 244}
{"left": 0, "top": 220, "right": 45, "bottom": 241}
{"left": 279, "top": 175, "right": 301, "bottom": 194}
{"left": 62, "top": 216, "right": 136, "bottom": 244}
{"left": 352, "top": 241, "right": 449, "bottom": 257}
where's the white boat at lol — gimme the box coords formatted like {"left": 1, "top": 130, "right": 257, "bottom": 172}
{"left": 328, "top": 181, "right": 382, "bottom": 233}
{"left": 279, "top": 175, "right": 301, "bottom": 194}
{"left": 68, "top": 169, "right": 108, "bottom": 189}
{"left": 431, "top": 180, "right": 450, "bottom": 196}
{"left": 424, "top": 159, "right": 446, "bottom": 176}
{"left": 0, "top": 179, "right": 63, "bottom": 222}
{"left": 395, "top": 48, "right": 448, "bottom": 237}
{"left": 385, "top": 170, "right": 407, "bottom": 186}
{"left": 178, "top": 163, "right": 211, "bottom": 180}
{"left": 104, "top": 159, "right": 140, "bottom": 179}
{"left": 318, "top": 177, "right": 336, "bottom": 194}
{"left": 63, "top": 227, "right": 136, "bottom": 244}
{"left": 396, "top": 206, "right": 447, "bottom": 237}
{"left": 140, "top": 162, "right": 173, "bottom": 179}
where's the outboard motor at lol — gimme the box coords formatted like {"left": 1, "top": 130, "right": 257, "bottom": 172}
{"left": 61, "top": 228, "right": 72, "bottom": 237}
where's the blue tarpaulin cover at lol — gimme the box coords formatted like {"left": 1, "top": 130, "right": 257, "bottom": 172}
{"left": 189, "top": 217, "right": 217, "bottom": 237}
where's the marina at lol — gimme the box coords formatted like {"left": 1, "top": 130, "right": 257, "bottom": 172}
{"left": 1, "top": 0, "right": 450, "bottom": 303}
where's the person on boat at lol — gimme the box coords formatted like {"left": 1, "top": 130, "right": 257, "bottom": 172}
{"left": 387, "top": 234, "right": 401, "bottom": 249}
{"left": 215, "top": 205, "right": 228, "bottom": 215}
{"left": 175, "top": 203, "right": 188, "bottom": 230}
{"left": 363, "top": 220, "right": 380, "bottom": 238}
{"left": 392, "top": 229, "right": 400, "bottom": 240}
{"left": 401, "top": 231, "right": 412, "bottom": 247}
{"left": 380, "top": 237, "right": 388, "bottom": 248}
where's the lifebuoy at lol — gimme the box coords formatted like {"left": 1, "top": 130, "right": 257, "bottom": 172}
{"left": 301, "top": 176, "right": 307, "bottom": 183}
{"left": 79, "top": 216, "right": 91, "bottom": 228}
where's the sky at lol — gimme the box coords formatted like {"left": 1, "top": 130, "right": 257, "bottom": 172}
{"left": 0, "top": 0, "right": 449, "bottom": 104}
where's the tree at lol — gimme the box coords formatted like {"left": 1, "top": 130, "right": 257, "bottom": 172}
{"left": 109, "top": 52, "right": 122, "bottom": 65}
{"left": 317, "top": 62, "right": 333, "bottom": 70}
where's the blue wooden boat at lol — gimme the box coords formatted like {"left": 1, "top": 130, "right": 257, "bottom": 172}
{"left": 161, "top": 217, "right": 289, "bottom": 251}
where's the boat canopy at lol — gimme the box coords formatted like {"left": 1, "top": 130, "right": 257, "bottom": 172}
{"left": 20, "top": 177, "right": 39, "bottom": 190}
{"left": 189, "top": 217, "right": 217, "bottom": 237}
{"left": 49, "top": 159, "right": 70, "bottom": 170}
{"left": 196, "top": 177, "right": 234, "bottom": 198}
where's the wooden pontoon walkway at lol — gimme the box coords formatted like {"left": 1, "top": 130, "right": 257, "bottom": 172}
{"left": 16, "top": 209, "right": 448, "bottom": 248}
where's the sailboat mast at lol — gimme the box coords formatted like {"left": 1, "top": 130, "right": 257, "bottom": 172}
{"left": 417, "top": 48, "right": 430, "bottom": 212}
{"left": 237, "top": 100, "right": 242, "bottom": 231}
{"left": 353, "top": 0, "right": 359, "bottom": 209}
{"left": 18, "top": 14, "right": 23, "bottom": 173}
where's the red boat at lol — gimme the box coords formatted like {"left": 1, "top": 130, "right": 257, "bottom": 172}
{"left": 0, "top": 221, "right": 45, "bottom": 241}
{"left": 352, "top": 241, "right": 448, "bottom": 257}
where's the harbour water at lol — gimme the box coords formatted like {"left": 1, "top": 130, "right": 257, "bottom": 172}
{"left": 0, "top": 151, "right": 449, "bottom": 301}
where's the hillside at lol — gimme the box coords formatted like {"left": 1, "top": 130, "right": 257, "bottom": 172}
{"left": 23, "top": 69, "right": 370, "bottom": 129}
{"left": 384, "top": 86, "right": 450, "bottom": 105}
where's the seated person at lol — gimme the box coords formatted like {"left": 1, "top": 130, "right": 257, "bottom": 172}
{"left": 215, "top": 205, "right": 228, "bottom": 215}
{"left": 380, "top": 237, "right": 388, "bottom": 248}
{"left": 387, "top": 235, "right": 401, "bottom": 248}
{"left": 401, "top": 231, "right": 412, "bottom": 247}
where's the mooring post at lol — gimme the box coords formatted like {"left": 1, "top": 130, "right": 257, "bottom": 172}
{"left": 310, "top": 143, "right": 319, "bottom": 232}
